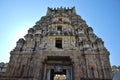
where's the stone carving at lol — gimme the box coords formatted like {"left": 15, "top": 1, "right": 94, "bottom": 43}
{"left": 2, "top": 7, "right": 111, "bottom": 80}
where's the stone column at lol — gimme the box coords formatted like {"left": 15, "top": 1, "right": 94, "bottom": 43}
{"left": 66, "top": 69, "right": 71, "bottom": 80}
{"left": 47, "top": 69, "right": 51, "bottom": 80}
{"left": 43, "top": 64, "right": 47, "bottom": 80}
{"left": 71, "top": 65, "right": 73, "bottom": 80}
{"left": 74, "top": 58, "right": 81, "bottom": 80}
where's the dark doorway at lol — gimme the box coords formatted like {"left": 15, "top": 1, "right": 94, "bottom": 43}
{"left": 55, "top": 38, "right": 62, "bottom": 49}
{"left": 57, "top": 26, "right": 62, "bottom": 31}
{"left": 59, "top": 18, "right": 62, "bottom": 21}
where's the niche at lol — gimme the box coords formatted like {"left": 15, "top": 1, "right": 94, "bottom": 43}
{"left": 55, "top": 38, "right": 62, "bottom": 49}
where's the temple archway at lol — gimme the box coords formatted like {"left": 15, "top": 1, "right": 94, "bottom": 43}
{"left": 43, "top": 56, "right": 72, "bottom": 80}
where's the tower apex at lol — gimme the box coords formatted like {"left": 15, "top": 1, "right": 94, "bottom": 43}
{"left": 47, "top": 7, "right": 76, "bottom": 15}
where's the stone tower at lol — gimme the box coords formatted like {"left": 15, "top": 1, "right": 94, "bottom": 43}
{"left": 4, "top": 7, "right": 111, "bottom": 80}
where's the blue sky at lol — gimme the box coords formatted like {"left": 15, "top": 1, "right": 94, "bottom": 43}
{"left": 0, "top": 0, "right": 120, "bottom": 66}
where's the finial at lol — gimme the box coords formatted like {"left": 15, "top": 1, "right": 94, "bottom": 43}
{"left": 67, "top": 7, "right": 69, "bottom": 10}
{"left": 57, "top": 7, "right": 59, "bottom": 10}
{"left": 54, "top": 8, "right": 56, "bottom": 10}
{"left": 60, "top": 6, "right": 62, "bottom": 9}
{"left": 72, "top": 6, "right": 76, "bottom": 14}
{"left": 47, "top": 7, "right": 52, "bottom": 15}
{"left": 64, "top": 7, "right": 66, "bottom": 10}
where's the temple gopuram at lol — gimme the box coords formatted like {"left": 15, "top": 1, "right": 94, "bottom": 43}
{"left": 3, "top": 7, "right": 112, "bottom": 80}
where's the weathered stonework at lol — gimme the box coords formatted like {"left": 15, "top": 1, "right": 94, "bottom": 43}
{"left": 3, "top": 7, "right": 111, "bottom": 80}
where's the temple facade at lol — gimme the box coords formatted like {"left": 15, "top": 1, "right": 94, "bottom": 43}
{"left": 4, "top": 7, "right": 111, "bottom": 80}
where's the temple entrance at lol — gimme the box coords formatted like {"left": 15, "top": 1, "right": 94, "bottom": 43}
{"left": 44, "top": 56, "right": 72, "bottom": 80}
{"left": 46, "top": 68, "right": 71, "bottom": 80}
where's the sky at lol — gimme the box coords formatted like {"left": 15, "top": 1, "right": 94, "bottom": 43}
{"left": 0, "top": 0, "right": 120, "bottom": 66}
